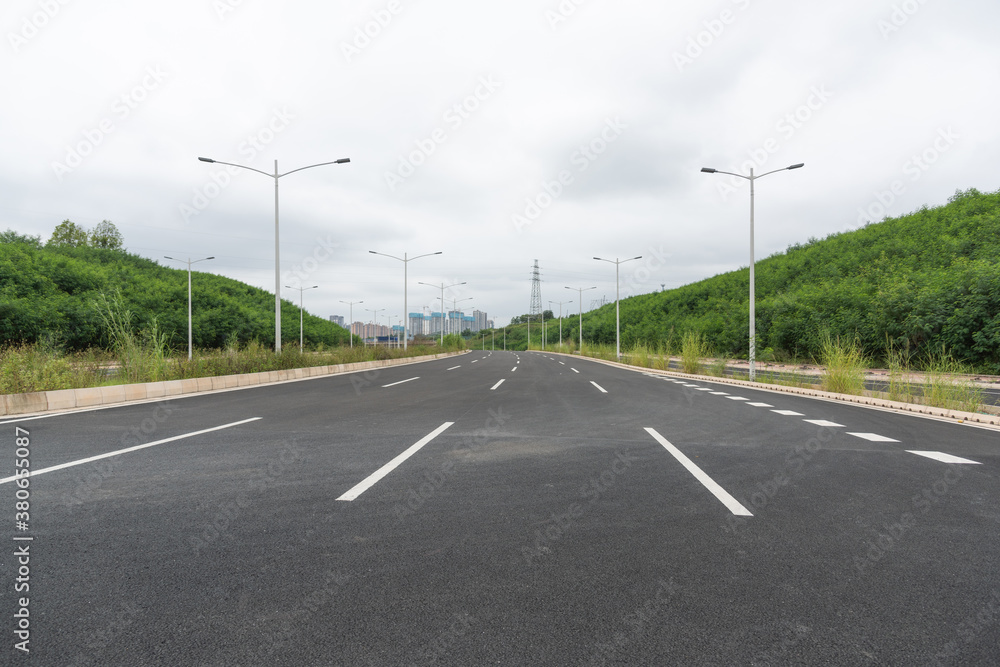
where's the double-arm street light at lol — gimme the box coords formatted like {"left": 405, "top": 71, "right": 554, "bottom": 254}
{"left": 594, "top": 256, "right": 642, "bottom": 360}
{"left": 418, "top": 281, "right": 466, "bottom": 345}
{"left": 369, "top": 250, "right": 442, "bottom": 351}
{"left": 285, "top": 284, "right": 318, "bottom": 350}
{"left": 339, "top": 300, "right": 363, "bottom": 348}
{"left": 164, "top": 255, "right": 214, "bottom": 360}
{"left": 701, "top": 162, "right": 804, "bottom": 381}
{"left": 365, "top": 307, "right": 385, "bottom": 345}
{"left": 198, "top": 155, "right": 350, "bottom": 353}
{"left": 549, "top": 299, "right": 572, "bottom": 347}
{"left": 565, "top": 286, "right": 596, "bottom": 351}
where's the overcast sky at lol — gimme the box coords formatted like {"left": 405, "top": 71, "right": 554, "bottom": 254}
{"left": 4, "top": 0, "right": 998, "bottom": 328}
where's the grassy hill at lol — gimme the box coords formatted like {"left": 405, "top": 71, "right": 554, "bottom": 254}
{"left": 541, "top": 187, "right": 1000, "bottom": 372}
{"left": 0, "top": 240, "right": 353, "bottom": 351}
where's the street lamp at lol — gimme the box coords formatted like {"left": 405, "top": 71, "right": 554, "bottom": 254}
{"left": 365, "top": 308, "right": 385, "bottom": 346}
{"left": 164, "top": 255, "right": 214, "bottom": 360}
{"left": 339, "top": 299, "right": 363, "bottom": 348}
{"left": 565, "top": 286, "right": 596, "bottom": 351}
{"left": 418, "top": 281, "right": 466, "bottom": 345}
{"left": 198, "top": 155, "right": 350, "bottom": 353}
{"left": 284, "top": 284, "right": 318, "bottom": 350}
{"left": 369, "top": 250, "right": 442, "bottom": 351}
{"left": 550, "top": 300, "right": 572, "bottom": 348}
{"left": 448, "top": 296, "right": 474, "bottom": 339}
{"left": 593, "top": 256, "right": 642, "bottom": 360}
{"left": 701, "top": 162, "right": 804, "bottom": 381}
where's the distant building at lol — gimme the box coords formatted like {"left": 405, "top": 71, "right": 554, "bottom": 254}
{"left": 329, "top": 315, "right": 345, "bottom": 328}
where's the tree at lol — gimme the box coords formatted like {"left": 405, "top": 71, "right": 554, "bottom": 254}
{"left": 48, "top": 220, "right": 89, "bottom": 247}
{"left": 0, "top": 229, "right": 42, "bottom": 247}
{"left": 90, "top": 220, "right": 124, "bottom": 250}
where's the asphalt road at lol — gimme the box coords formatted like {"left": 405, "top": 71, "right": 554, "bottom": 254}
{"left": 2, "top": 351, "right": 998, "bottom": 665}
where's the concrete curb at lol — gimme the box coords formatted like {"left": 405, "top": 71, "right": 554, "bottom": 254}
{"left": 547, "top": 352, "right": 1000, "bottom": 430}
{"left": 0, "top": 350, "right": 468, "bottom": 417}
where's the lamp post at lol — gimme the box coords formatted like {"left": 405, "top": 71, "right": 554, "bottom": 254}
{"left": 565, "top": 286, "right": 596, "bottom": 351}
{"left": 593, "top": 256, "right": 642, "bottom": 359}
{"left": 285, "top": 284, "right": 318, "bottom": 350}
{"left": 339, "top": 300, "right": 363, "bottom": 348}
{"left": 449, "top": 296, "right": 473, "bottom": 339}
{"left": 369, "top": 250, "right": 442, "bottom": 351}
{"left": 365, "top": 308, "right": 385, "bottom": 346}
{"left": 701, "top": 162, "right": 804, "bottom": 381}
{"left": 418, "top": 281, "right": 466, "bottom": 345}
{"left": 550, "top": 299, "right": 572, "bottom": 348}
{"left": 164, "top": 255, "right": 214, "bottom": 360}
{"left": 198, "top": 155, "right": 350, "bottom": 353}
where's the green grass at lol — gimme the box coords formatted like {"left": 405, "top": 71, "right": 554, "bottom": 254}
{"left": 819, "top": 335, "right": 867, "bottom": 395}
{"left": 680, "top": 331, "right": 707, "bottom": 375}
{"left": 920, "top": 347, "right": 983, "bottom": 413}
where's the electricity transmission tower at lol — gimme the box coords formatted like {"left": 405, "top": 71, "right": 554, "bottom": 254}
{"left": 529, "top": 260, "right": 543, "bottom": 319}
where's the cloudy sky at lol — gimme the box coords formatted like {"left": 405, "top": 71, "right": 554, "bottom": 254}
{"left": 4, "top": 0, "right": 998, "bottom": 329}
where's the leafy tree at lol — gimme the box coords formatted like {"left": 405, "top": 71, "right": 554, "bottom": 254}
{"left": 90, "top": 220, "right": 124, "bottom": 250}
{"left": 48, "top": 220, "right": 89, "bottom": 247}
{"left": 0, "top": 229, "right": 42, "bottom": 247}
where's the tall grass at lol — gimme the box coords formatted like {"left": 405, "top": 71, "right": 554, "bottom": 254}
{"left": 680, "top": 331, "right": 707, "bottom": 374}
{"left": 921, "top": 346, "right": 983, "bottom": 413}
{"left": 653, "top": 341, "right": 672, "bottom": 371}
{"left": 626, "top": 343, "right": 653, "bottom": 368}
{"left": 819, "top": 335, "right": 867, "bottom": 395}
{"left": 885, "top": 337, "right": 914, "bottom": 403}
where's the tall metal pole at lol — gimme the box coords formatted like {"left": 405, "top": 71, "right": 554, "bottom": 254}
{"left": 286, "top": 285, "right": 317, "bottom": 349}
{"left": 594, "top": 257, "right": 642, "bottom": 359}
{"left": 198, "top": 155, "right": 350, "bottom": 353}
{"left": 701, "top": 162, "right": 803, "bottom": 381}
{"left": 340, "top": 300, "right": 362, "bottom": 348}
{"left": 164, "top": 255, "right": 214, "bottom": 360}
{"left": 369, "top": 251, "right": 441, "bottom": 351}
{"left": 565, "top": 286, "right": 596, "bottom": 351}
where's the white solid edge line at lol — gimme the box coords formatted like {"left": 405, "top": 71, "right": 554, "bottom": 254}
{"left": 644, "top": 427, "right": 753, "bottom": 517}
{"left": 906, "top": 450, "right": 982, "bottom": 465}
{"left": 337, "top": 422, "right": 455, "bottom": 501}
{"left": 382, "top": 377, "right": 420, "bottom": 388}
{"left": 590, "top": 381, "right": 608, "bottom": 394}
{"left": 0, "top": 417, "right": 262, "bottom": 485}
{"left": 490, "top": 379, "right": 505, "bottom": 391}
